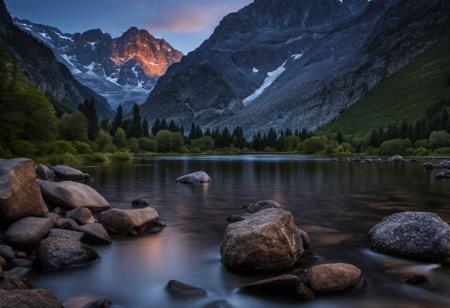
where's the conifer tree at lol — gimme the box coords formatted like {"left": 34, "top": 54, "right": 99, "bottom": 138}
{"left": 110, "top": 105, "right": 123, "bottom": 136}
{"left": 130, "top": 103, "right": 143, "bottom": 138}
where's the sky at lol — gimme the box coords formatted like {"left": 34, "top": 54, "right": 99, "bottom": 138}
{"left": 4, "top": 0, "right": 252, "bottom": 54}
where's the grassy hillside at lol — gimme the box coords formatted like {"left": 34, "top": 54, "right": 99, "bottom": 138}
{"left": 323, "top": 39, "right": 450, "bottom": 135}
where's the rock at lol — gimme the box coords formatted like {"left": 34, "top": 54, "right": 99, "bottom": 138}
{"left": 36, "top": 237, "right": 98, "bottom": 271}
{"left": 5, "top": 217, "right": 54, "bottom": 250}
{"left": 131, "top": 198, "right": 150, "bottom": 208}
{"left": 227, "top": 215, "right": 246, "bottom": 223}
{"left": 0, "top": 272, "right": 31, "bottom": 290}
{"left": 434, "top": 169, "right": 450, "bottom": 179}
{"left": 369, "top": 212, "right": 450, "bottom": 262}
{"left": 0, "top": 289, "right": 63, "bottom": 308}
{"left": 77, "top": 223, "right": 111, "bottom": 245}
{"left": 167, "top": 280, "right": 207, "bottom": 297}
{"left": 388, "top": 155, "right": 403, "bottom": 162}
{"left": 0, "top": 245, "right": 15, "bottom": 261}
{"left": 240, "top": 274, "right": 314, "bottom": 300}
{"left": 15, "top": 251, "right": 27, "bottom": 258}
{"left": 203, "top": 300, "right": 234, "bottom": 308}
{"left": 55, "top": 218, "right": 79, "bottom": 230}
{"left": 0, "top": 256, "right": 5, "bottom": 268}
{"left": 64, "top": 296, "right": 112, "bottom": 308}
{"left": 298, "top": 229, "right": 312, "bottom": 251}
{"left": 51, "top": 165, "right": 89, "bottom": 181}
{"left": 176, "top": 171, "right": 212, "bottom": 184}
{"left": 39, "top": 180, "right": 110, "bottom": 212}
{"left": 11, "top": 258, "right": 33, "bottom": 268}
{"left": 45, "top": 212, "right": 61, "bottom": 222}
{"left": 100, "top": 207, "right": 160, "bottom": 235}
{"left": 0, "top": 158, "right": 48, "bottom": 224}
{"left": 48, "top": 228, "right": 84, "bottom": 241}
{"left": 305, "top": 263, "right": 363, "bottom": 294}
{"left": 244, "top": 200, "right": 281, "bottom": 214}
{"left": 36, "top": 164, "right": 53, "bottom": 180}
{"left": 220, "top": 208, "right": 306, "bottom": 272}
{"left": 404, "top": 273, "right": 428, "bottom": 285}
{"left": 67, "top": 208, "right": 95, "bottom": 225}
{"left": 7, "top": 267, "right": 31, "bottom": 278}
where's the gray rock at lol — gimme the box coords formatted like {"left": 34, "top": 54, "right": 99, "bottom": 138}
{"left": 14, "top": 251, "right": 27, "bottom": 258}
{"left": 388, "top": 155, "right": 403, "bottom": 162}
{"left": 305, "top": 263, "right": 363, "bottom": 294}
{"left": 176, "top": 171, "right": 212, "bottom": 184}
{"left": 203, "top": 300, "right": 234, "bottom": 308}
{"left": 39, "top": 180, "right": 110, "bottom": 212}
{"left": 227, "top": 214, "right": 246, "bottom": 223}
{"left": 0, "top": 272, "right": 31, "bottom": 290}
{"left": 0, "top": 289, "right": 63, "bottom": 308}
{"left": 45, "top": 212, "right": 61, "bottom": 223}
{"left": 64, "top": 296, "right": 112, "bottom": 308}
{"left": 36, "top": 164, "right": 53, "bottom": 180}
{"left": 51, "top": 165, "right": 89, "bottom": 181}
{"left": 0, "top": 256, "right": 5, "bottom": 268}
{"left": 55, "top": 218, "right": 79, "bottom": 230}
{"left": 5, "top": 217, "right": 54, "bottom": 250}
{"left": 221, "top": 208, "right": 307, "bottom": 272}
{"left": 244, "top": 200, "right": 282, "bottom": 214}
{"left": 369, "top": 212, "right": 450, "bottom": 262}
{"left": 0, "top": 158, "right": 48, "bottom": 225}
{"left": 11, "top": 258, "right": 33, "bottom": 268}
{"left": 36, "top": 237, "right": 98, "bottom": 271}
{"left": 48, "top": 228, "right": 84, "bottom": 241}
{"left": 67, "top": 207, "right": 95, "bottom": 225}
{"left": 167, "top": 280, "right": 207, "bottom": 297}
{"left": 434, "top": 169, "right": 450, "bottom": 179}
{"left": 100, "top": 207, "right": 160, "bottom": 235}
{"left": 0, "top": 245, "right": 15, "bottom": 261}
{"left": 77, "top": 223, "right": 111, "bottom": 245}
{"left": 131, "top": 198, "right": 150, "bottom": 208}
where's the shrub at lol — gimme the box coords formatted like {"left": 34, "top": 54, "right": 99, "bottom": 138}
{"left": 279, "top": 136, "right": 301, "bottom": 152}
{"left": 301, "top": 136, "right": 328, "bottom": 154}
{"left": 40, "top": 153, "right": 82, "bottom": 166}
{"left": 155, "top": 130, "right": 184, "bottom": 152}
{"left": 95, "top": 130, "right": 113, "bottom": 152}
{"left": 128, "top": 138, "right": 140, "bottom": 153}
{"left": 73, "top": 141, "right": 93, "bottom": 154}
{"left": 414, "top": 147, "right": 429, "bottom": 156}
{"left": 80, "top": 152, "right": 107, "bottom": 164}
{"left": 404, "top": 148, "right": 415, "bottom": 156}
{"left": 433, "top": 147, "right": 450, "bottom": 155}
{"left": 429, "top": 131, "right": 450, "bottom": 149}
{"left": 10, "top": 140, "right": 36, "bottom": 157}
{"left": 109, "top": 151, "right": 132, "bottom": 162}
{"left": 379, "top": 138, "right": 412, "bottom": 155}
{"left": 414, "top": 139, "right": 429, "bottom": 148}
{"left": 113, "top": 128, "right": 128, "bottom": 148}
{"left": 58, "top": 112, "right": 88, "bottom": 141}
{"left": 138, "top": 137, "right": 157, "bottom": 152}
{"left": 52, "top": 140, "right": 77, "bottom": 155}
{"left": 335, "top": 143, "right": 354, "bottom": 155}
{"left": 191, "top": 136, "right": 214, "bottom": 152}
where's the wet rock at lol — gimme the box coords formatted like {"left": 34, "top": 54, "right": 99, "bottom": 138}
{"left": 36, "top": 237, "right": 98, "bottom": 271}
{"left": 227, "top": 214, "right": 246, "bottom": 223}
{"left": 434, "top": 169, "right": 450, "bottom": 179}
{"left": 244, "top": 200, "right": 281, "bottom": 214}
{"left": 404, "top": 273, "right": 428, "bottom": 285}
{"left": 176, "top": 171, "right": 212, "bottom": 184}
{"left": 0, "top": 245, "right": 15, "bottom": 261}
{"left": 48, "top": 228, "right": 84, "bottom": 241}
{"left": 36, "top": 164, "right": 53, "bottom": 180}
{"left": 77, "top": 223, "right": 111, "bottom": 245}
{"left": 0, "top": 272, "right": 31, "bottom": 290}
{"left": 221, "top": 208, "right": 307, "bottom": 272}
{"left": 100, "top": 207, "right": 160, "bottom": 235}
{"left": 369, "top": 212, "right": 450, "bottom": 262}
{"left": 39, "top": 180, "right": 110, "bottom": 212}
{"left": 51, "top": 165, "right": 90, "bottom": 181}
{"left": 5, "top": 217, "right": 54, "bottom": 250}
{"left": 203, "top": 299, "right": 234, "bottom": 308}
{"left": 388, "top": 155, "right": 403, "bottom": 162}
{"left": 305, "top": 263, "right": 363, "bottom": 294}
{"left": 15, "top": 251, "right": 27, "bottom": 258}
{"left": 0, "top": 289, "right": 63, "bottom": 308}
{"left": 0, "top": 158, "right": 48, "bottom": 225}
{"left": 131, "top": 198, "right": 150, "bottom": 208}
{"left": 55, "top": 218, "right": 79, "bottom": 230}
{"left": 64, "top": 296, "right": 112, "bottom": 308}
{"left": 167, "top": 280, "right": 207, "bottom": 297}
{"left": 67, "top": 208, "right": 95, "bottom": 225}
{"left": 11, "top": 258, "right": 33, "bottom": 268}
{"left": 7, "top": 267, "right": 31, "bottom": 278}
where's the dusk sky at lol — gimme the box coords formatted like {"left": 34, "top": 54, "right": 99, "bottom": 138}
{"left": 4, "top": 0, "right": 252, "bottom": 53}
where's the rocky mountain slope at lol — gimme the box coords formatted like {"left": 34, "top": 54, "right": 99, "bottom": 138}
{"left": 141, "top": 0, "right": 450, "bottom": 135}
{"left": 0, "top": 0, "right": 112, "bottom": 117}
{"left": 14, "top": 19, "right": 183, "bottom": 112}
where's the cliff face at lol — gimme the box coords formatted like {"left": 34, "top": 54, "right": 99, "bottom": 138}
{"left": 141, "top": 0, "right": 450, "bottom": 135}
{"left": 14, "top": 20, "right": 183, "bottom": 111}
{"left": 0, "top": 0, "right": 113, "bottom": 117}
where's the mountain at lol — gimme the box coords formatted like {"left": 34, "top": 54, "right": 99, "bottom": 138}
{"left": 141, "top": 0, "right": 450, "bottom": 135}
{"left": 0, "top": 0, "right": 113, "bottom": 117}
{"left": 14, "top": 19, "right": 183, "bottom": 112}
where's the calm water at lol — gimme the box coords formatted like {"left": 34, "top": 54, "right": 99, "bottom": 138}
{"left": 29, "top": 155, "right": 450, "bottom": 308}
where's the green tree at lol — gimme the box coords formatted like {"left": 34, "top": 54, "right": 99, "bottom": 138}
{"left": 130, "top": 103, "right": 143, "bottom": 138}
{"left": 379, "top": 138, "right": 412, "bottom": 155}
{"left": 128, "top": 138, "right": 140, "bottom": 153}
{"left": 429, "top": 130, "right": 450, "bottom": 149}
{"left": 155, "top": 130, "right": 184, "bottom": 152}
{"left": 138, "top": 137, "right": 157, "bottom": 152}
{"left": 95, "top": 129, "right": 113, "bottom": 152}
{"left": 110, "top": 105, "right": 123, "bottom": 136}
{"left": 302, "top": 136, "right": 328, "bottom": 154}
{"left": 58, "top": 112, "right": 88, "bottom": 141}
{"left": 114, "top": 128, "right": 128, "bottom": 148}
{"left": 79, "top": 99, "right": 99, "bottom": 140}
{"left": 142, "top": 119, "right": 150, "bottom": 137}
{"left": 191, "top": 136, "right": 215, "bottom": 152}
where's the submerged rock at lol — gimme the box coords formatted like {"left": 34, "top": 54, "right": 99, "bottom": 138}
{"left": 131, "top": 198, "right": 150, "bottom": 208}
{"left": 66, "top": 208, "right": 95, "bottom": 225}
{"left": 221, "top": 208, "right": 308, "bottom": 272}
{"left": 100, "top": 207, "right": 160, "bottom": 235}
{"left": 176, "top": 171, "right": 212, "bottom": 184}
{"left": 39, "top": 180, "right": 110, "bottom": 212}
{"left": 0, "top": 158, "right": 48, "bottom": 225}
{"left": 0, "top": 289, "right": 63, "bottom": 308}
{"left": 369, "top": 212, "right": 450, "bottom": 262}
{"left": 51, "top": 165, "right": 90, "bottom": 181}
{"left": 244, "top": 200, "right": 282, "bottom": 213}
{"left": 5, "top": 217, "right": 54, "bottom": 250}
{"left": 36, "top": 237, "right": 98, "bottom": 271}
{"left": 167, "top": 280, "right": 207, "bottom": 297}
{"left": 305, "top": 263, "right": 363, "bottom": 294}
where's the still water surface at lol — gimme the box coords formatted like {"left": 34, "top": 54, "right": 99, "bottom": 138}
{"left": 29, "top": 155, "right": 450, "bottom": 307}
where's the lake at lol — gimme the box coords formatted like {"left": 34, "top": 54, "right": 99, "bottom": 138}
{"left": 28, "top": 155, "right": 450, "bottom": 307}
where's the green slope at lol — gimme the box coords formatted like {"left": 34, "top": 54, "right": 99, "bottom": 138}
{"left": 323, "top": 39, "right": 450, "bottom": 135}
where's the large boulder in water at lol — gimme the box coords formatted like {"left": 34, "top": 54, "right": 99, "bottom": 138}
{"left": 220, "top": 208, "right": 308, "bottom": 272}
{"left": 0, "top": 158, "right": 48, "bottom": 224}
{"left": 36, "top": 237, "right": 98, "bottom": 271}
{"left": 176, "top": 171, "right": 212, "bottom": 184}
{"left": 305, "top": 263, "right": 363, "bottom": 294}
{"left": 369, "top": 212, "right": 450, "bottom": 262}
{"left": 5, "top": 217, "right": 54, "bottom": 250}
{"left": 51, "top": 165, "right": 89, "bottom": 181}
{"left": 0, "top": 289, "right": 63, "bottom": 308}
{"left": 99, "top": 208, "right": 160, "bottom": 235}
{"left": 38, "top": 180, "right": 110, "bottom": 212}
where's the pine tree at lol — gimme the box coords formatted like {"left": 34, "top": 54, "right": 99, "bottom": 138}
{"left": 110, "top": 105, "right": 123, "bottom": 136}
{"left": 152, "top": 118, "right": 161, "bottom": 136}
{"left": 142, "top": 119, "right": 150, "bottom": 137}
{"left": 130, "top": 104, "right": 143, "bottom": 138}
{"left": 267, "top": 128, "right": 277, "bottom": 148}
{"left": 336, "top": 132, "right": 343, "bottom": 144}
{"left": 79, "top": 99, "right": 99, "bottom": 140}
{"left": 168, "top": 120, "right": 177, "bottom": 132}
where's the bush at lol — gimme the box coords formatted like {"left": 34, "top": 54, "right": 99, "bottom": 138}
{"left": 138, "top": 137, "right": 157, "bottom": 152}
{"left": 109, "top": 151, "right": 132, "bottom": 162}
{"left": 433, "top": 147, "right": 450, "bottom": 155}
{"left": 52, "top": 140, "right": 77, "bottom": 155}
{"left": 128, "top": 138, "right": 140, "bottom": 153}
{"left": 335, "top": 143, "right": 354, "bottom": 155}
{"left": 414, "top": 147, "right": 429, "bottom": 156}
{"left": 155, "top": 130, "right": 184, "bottom": 152}
{"left": 429, "top": 131, "right": 450, "bottom": 149}
{"left": 404, "top": 148, "right": 415, "bottom": 156}
{"left": 80, "top": 152, "right": 108, "bottom": 164}
{"left": 414, "top": 139, "right": 429, "bottom": 148}
{"left": 73, "top": 141, "right": 93, "bottom": 154}
{"left": 379, "top": 138, "right": 411, "bottom": 155}
{"left": 301, "top": 136, "right": 328, "bottom": 154}
{"left": 39, "top": 153, "right": 82, "bottom": 166}
{"left": 95, "top": 130, "right": 113, "bottom": 152}
{"left": 113, "top": 128, "right": 128, "bottom": 148}
{"left": 0, "top": 145, "right": 12, "bottom": 158}
{"left": 278, "top": 136, "right": 301, "bottom": 152}
{"left": 191, "top": 136, "right": 214, "bottom": 152}
{"left": 58, "top": 112, "right": 88, "bottom": 141}
{"left": 10, "top": 140, "right": 36, "bottom": 157}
